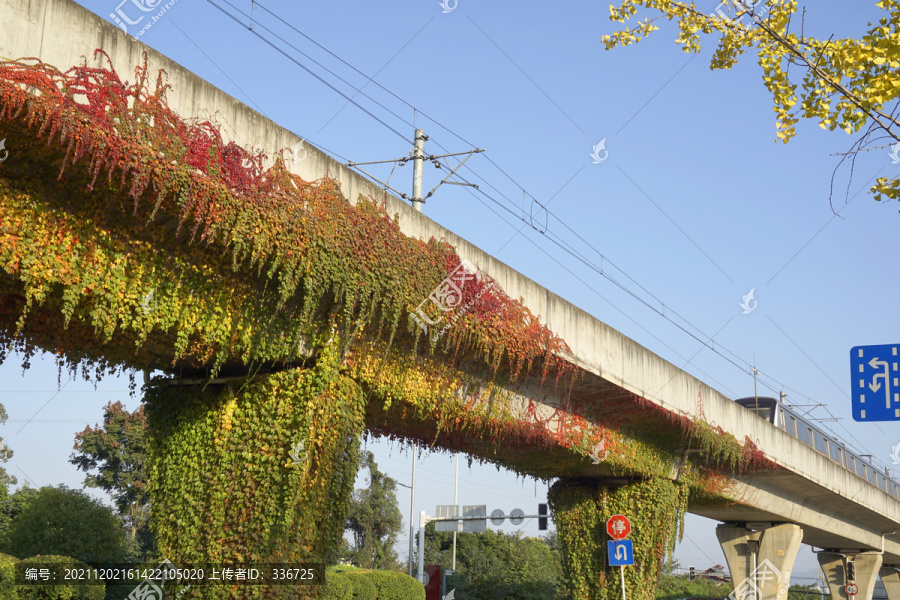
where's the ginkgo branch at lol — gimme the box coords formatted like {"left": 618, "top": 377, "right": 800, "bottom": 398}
{"left": 743, "top": 10, "right": 900, "bottom": 142}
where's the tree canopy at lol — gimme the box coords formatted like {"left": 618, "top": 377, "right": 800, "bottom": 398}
{"left": 3, "top": 484, "right": 129, "bottom": 561}
{"left": 423, "top": 524, "right": 568, "bottom": 600}
{"left": 0, "top": 404, "right": 15, "bottom": 488}
{"left": 70, "top": 401, "right": 150, "bottom": 546}
{"left": 345, "top": 451, "right": 404, "bottom": 570}
{"left": 602, "top": 0, "right": 900, "bottom": 206}
{"left": 0, "top": 485, "right": 37, "bottom": 549}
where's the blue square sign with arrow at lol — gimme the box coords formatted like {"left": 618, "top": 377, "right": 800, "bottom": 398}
{"left": 851, "top": 344, "right": 900, "bottom": 421}
{"left": 608, "top": 540, "right": 634, "bottom": 566}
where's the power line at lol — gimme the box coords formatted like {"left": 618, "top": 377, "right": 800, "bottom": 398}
{"left": 209, "top": 0, "right": 738, "bottom": 372}
{"left": 455, "top": 182, "right": 742, "bottom": 397}
{"left": 195, "top": 0, "right": 881, "bottom": 465}
{"left": 205, "top": 0, "right": 410, "bottom": 143}
{"left": 252, "top": 1, "right": 482, "bottom": 152}
{"left": 196, "top": 1, "right": 816, "bottom": 412}
{"left": 455, "top": 172, "right": 893, "bottom": 470}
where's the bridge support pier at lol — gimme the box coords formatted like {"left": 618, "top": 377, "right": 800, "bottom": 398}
{"left": 144, "top": 362, "right": 366, "bottom": 595}
{"left": 880, "top": 567, "right": 900, "bottom": 600}
{"left": 549, "top": 477, "right": 687, "bottom": 600}
{"left": 715, "top": 523, "right": 803, "bottom": 600}
{"left": 818, "top": 552, "right": 883, "bottom": 600}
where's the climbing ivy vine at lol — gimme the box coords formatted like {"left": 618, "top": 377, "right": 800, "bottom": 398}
{"left": 0, "top": 51, "right": 572, "bottom": 382}
{"left": 0, "top": 52, "right": 783, "bottom": 598}
{"left": 145, "top": 336, "right": 362, "bottom": 599}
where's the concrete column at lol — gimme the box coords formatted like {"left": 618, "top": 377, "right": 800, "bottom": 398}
{"left": 716, "top": 523, "right": 803, "bottom": 600}
{"left": 880, "top": 567, "right": 900, "bottom": 600}
{"left": 549, "top": 478, "right": 685, "bottom": 600}
{"left": 144, "top": 368, "right": 367, "bottom": 568}
{"left": 818, "top": 552, "right": 883, "bottom": 600}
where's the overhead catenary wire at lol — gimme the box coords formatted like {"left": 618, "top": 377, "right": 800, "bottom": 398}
{"left": 205, "top": 0, "right": 410, "bottom": 143}
{"left": 251, "top": 1, "right": 483, "bottom": 151}
{"left": 217, "top": 0, "right": 844, "bottom": 409}
{"left": 189, "top": 4, "right": 768, "bottom": 399}
{"left": 453, "top": 180, "right": 742, "bottom": 398}
{"left": 192, "top": 1, "right": 880, "bottom": 463}
{"left": 460, "top": 181, "right": 893, "bottom": 472}
{"left": 224, "top": 10, "right": 802, "bottom": 396}
{"left": 169, "top": 19, "right": 351, "bottom": 164}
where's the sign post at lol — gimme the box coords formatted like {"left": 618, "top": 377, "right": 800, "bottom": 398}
{"left": 607, "top": 515, "right": 633, "bottom": 600}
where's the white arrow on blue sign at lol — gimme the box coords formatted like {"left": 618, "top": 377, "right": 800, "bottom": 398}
{"left": 851, "top": 344, "right": 900, "bottom": 421}
{"left": 608, "top": 540, "right": 634, "bottom": 566}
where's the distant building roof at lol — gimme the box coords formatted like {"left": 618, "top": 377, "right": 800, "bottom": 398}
{"left": 701, "top": 565, "right": 729, "bottom": 582}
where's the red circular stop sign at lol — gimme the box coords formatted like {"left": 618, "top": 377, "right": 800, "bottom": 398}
{"left": 607, "top": 515, "right": 631, "bottom": 540}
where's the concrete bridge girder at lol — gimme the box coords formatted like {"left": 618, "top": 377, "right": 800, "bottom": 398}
{"left": 5, "top": 0, "right": 900, "bottom": 574}
{"left": 716, "top": 523, "right": 803, "bottom": 600}
{"left": 818, "top": 552, "right": 883, "bottom": 600}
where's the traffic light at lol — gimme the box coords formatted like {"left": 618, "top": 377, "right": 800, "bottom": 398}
{"left": 689, "top": 566, "right": 695, "bottom": 581}
{"left": 538, "top": 503, "right": 548, "bottom": 531}
{"left": 846, "top": 560, "right": 856, "bottom": 582}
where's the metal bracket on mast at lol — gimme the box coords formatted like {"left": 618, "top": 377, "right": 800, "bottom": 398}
{"left": 422, "top": 149, "right": 483, "bottom": 202}
{"left": 344, "top": 156, "right": 411, "bottom": 202}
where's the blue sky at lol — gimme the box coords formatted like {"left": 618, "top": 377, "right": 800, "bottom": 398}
{"left": 2, "top": 0, "right": 898, "bottom": 584}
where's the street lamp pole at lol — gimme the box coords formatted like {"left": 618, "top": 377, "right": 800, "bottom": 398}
{"left": 408, "top": 453, "right": 417, "bottom": 577}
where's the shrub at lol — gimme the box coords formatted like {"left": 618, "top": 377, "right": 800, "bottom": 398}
{"left": 17, "top": 555, "right": 105, "bottom": 600}
{"left": 367, "top": 570, "right": 424, "bottom": 600}
{"left": 5, "top": 486, "right": 128, "bottom": 562}
{"left": 323, "top": 570, "right": 353, "bottom": 600}
{"left": 344, "top": 571, "right": 377, "bottom": 599}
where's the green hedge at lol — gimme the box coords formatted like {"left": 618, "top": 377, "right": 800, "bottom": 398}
{"left": 323, "top": 568, "right": 424, "bottom": 600}
{"left": 367, "top": 571, "right": 424, "bottom": 600}
{"left": 344, "top": 572, "right": 377, "bottom": 599}
{"left": 17, "top": 555, "right": 105, "bottom": 600}
{"left": 324, "top": 571, "right": 353, "bottom": 600}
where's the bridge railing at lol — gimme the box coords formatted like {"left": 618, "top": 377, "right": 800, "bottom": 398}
{"left": 775, "top": 404, "right": 900, "bottom": 500}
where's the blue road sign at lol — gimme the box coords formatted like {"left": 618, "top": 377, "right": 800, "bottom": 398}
{"left": 608, "top": 540, "right": 634, "bottom": 566}
{"left": 851, "top": 344, "right": 900, "bottom": 421}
